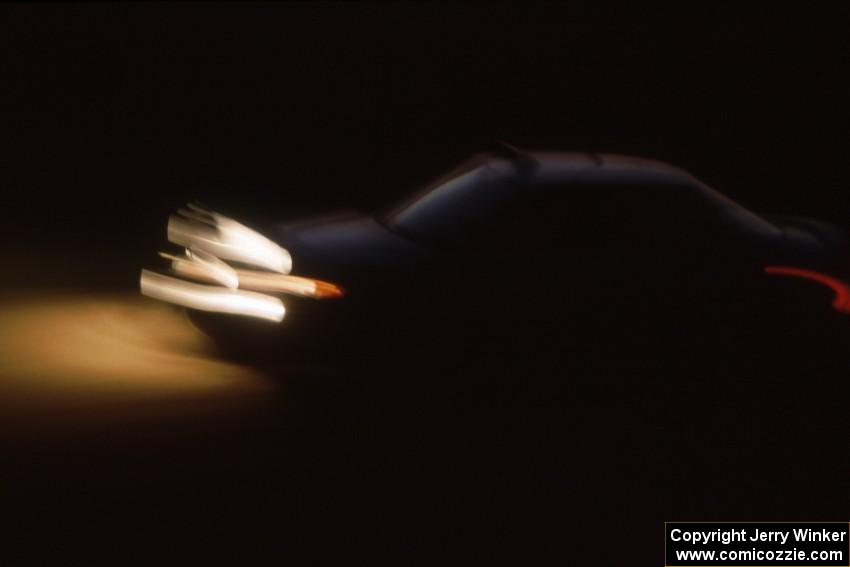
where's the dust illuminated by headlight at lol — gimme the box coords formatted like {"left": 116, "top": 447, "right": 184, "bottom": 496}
{"left": 0, "top": 293, "right": 275, "bottom": 434}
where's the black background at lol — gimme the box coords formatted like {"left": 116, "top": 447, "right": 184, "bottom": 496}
{"left": 3, "top": 4, "right": 850, "bottom": 249}
{"left": 1, "top": 3, "right": 849, "bottom": 563}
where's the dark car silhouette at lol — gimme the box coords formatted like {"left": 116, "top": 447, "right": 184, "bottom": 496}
{"left": 179, "top": 148, "right": 850, "bottom": 361}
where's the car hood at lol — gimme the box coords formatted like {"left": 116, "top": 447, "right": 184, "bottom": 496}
{"left": 270, "top": 212, "right": 427, "bottom": 287}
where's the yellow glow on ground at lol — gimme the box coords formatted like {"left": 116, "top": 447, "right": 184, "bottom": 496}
{"left": 0, "top": 293, "right": 274, "bottom": 435}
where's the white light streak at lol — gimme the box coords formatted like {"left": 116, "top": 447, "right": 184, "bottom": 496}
{"left": 184, "top": 246, "right": 239, "bottom": 289}
{"left": 167, "top": 205, "right": 292, "bottom": 274}
{"left": 140, "top": 270, "right": 285, "bottom": 322}
{"left": 168, "top": 259, "right": 343, "bottom": 298}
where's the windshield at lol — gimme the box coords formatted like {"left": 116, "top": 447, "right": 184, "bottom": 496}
{"left": 382, "top": 160, "right": 516, "bottom": 246}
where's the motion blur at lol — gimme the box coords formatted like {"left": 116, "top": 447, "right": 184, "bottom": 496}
{"left": 141, "top": 204, "right": 343, "bottom": 322}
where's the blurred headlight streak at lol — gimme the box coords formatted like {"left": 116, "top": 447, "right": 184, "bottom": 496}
{"left": 169, "top": 260, "right": 343, "bottom": 298}
{"left": 167, "top": 205, "right": 292, "bottom": 274}
{"left": 145, "top": 204, "right": 342, "bottom": 320}
{"left": 169, "top": 246, "right": 239, "bottom": 289}
{"left": 141, "top": 270, "right": 286, "bottom": 322}
{"left": 233, "top": 272, "right": 344, "bottom": 298}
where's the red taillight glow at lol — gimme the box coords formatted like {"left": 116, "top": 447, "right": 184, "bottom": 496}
{"left": 764, "top": 265, "right": 850, "bottom": 313}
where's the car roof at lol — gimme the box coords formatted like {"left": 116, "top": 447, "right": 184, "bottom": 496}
{"left": 482, "top": 150, "right": 695, "bottom": 187}
{"left": 479, "top": 150, "right": 782, "bottom": 238}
